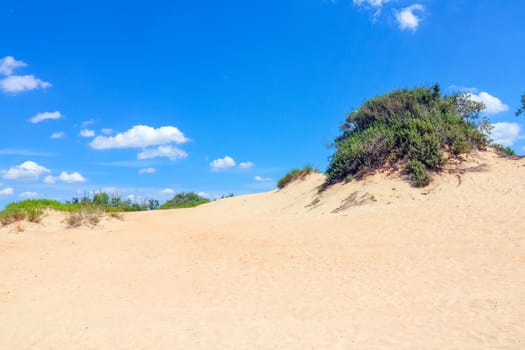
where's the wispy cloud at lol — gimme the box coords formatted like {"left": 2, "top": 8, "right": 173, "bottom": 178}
{"left": 20, "top": 191, "right": 38, "bottom": 198}
{"left": 51, "top": 131, "right": 65, "bottom": 139}
{"left": 80, "top": 129, "right": 95, "bottom": 137}
{"left": 159, "top": 188, "right": 175, "bottom": 196}
{"left": 137, "top": 145, "right": 187, "bottom": 160}
{"left": 0, "top": 187, "right": 14, "bottom": 196}
{"left": 29, "top": 111, "right": 61, "bottom": 124}
{"left": 0, "top": 149, "right": 55, "bottom": 157}
{"left": 139, "top": 167, "right": 156, "bottom": 174}
{"left": 239, "top": 161, "right": 255, "bottom": 169}
{"left": 81, "top": 119, "right": 95, "bottom": 127}
{"left": 254, "top": 176, "right": 272, "bottom": 182}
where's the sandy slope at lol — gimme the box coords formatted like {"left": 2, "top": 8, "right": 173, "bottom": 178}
{"left": 1, "top": 149, "right": 524, "bottom": 349}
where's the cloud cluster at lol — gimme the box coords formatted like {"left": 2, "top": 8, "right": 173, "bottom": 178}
{"left": 0, "top": 56, "right": 51, "bottom": 93}
{"left": 44, "top": 171, "right": 86, "bottom": 184}
{"left": 210, "top": 156, "right": 255, "bottom": 171}
{"left": 90, "top": 125, "right": 188, "bottom": 149}
{"left": 89, "top": 125, "right": 190, "bottom": 161}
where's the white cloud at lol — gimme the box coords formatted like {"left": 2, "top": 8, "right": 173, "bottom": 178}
{"left": 0, "top": 56, "right": 27, "bottom": 75}
{"left": 239, "top": 161, "right": 255, "bottom": 169}
{"left": 127, "top": 194, "right": 136, "bottom": 202}
{"left": 90, "top": 125, "right": 189, "bottom": 149}
{"left": 160, "top": 188, "right": 175, "bottom": 196}
{"left": 467, "top": 92, "right": 509, "bottom": 115}
{"left": 44, "top": 171, "right": 86, "bottom": 184}
{"left": 2, "top": 161, "right": 50, "bottom": 180}
{"left": 395, "top": 4, "right": 424, "bottom": 31}
{"left": 29, "top": 111, "right": 61, "bottom": 124}
{"left": 255, "top": 176, "right": 272, "bottom": 182}
{"left": 20, "top": 191, "right": 37, "bottom": 198}
{"left": 139, "top": 167, "right": 156, "bottom": 174}
{"left": 210, "top": 156, "right": 236, "bottom": 171}
{"left": 58, "top": 171, "right": 86, "bottom": 183}
{"left": 198, "top": 191, "right": 210, "bottom": 198}
{"left": 137, "top": 145, "right": 188, "bottom": 160}
{"left": 490, "top": 122, "right": 521, "bottom": 147}
{"left": 0, "top": 75, "right": 51, "bottom": 93}
{"left": 80, "top": 129, "right": 95, "bottom": 137}
{"left": 51, "top": 131, "right": 65, "bottom": 139}
{"left": 101, "top": 128, "right": 113, "bottom": 135}
{"left": 0, "top": 187, "right": 14, "bottom": 196}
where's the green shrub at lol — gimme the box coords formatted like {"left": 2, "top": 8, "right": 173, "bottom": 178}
{"left": 159, "top": 192, "right": 210, "bottom": 209}
{"left": 326, "top": 84, "right": 489, "bottom": 187}
{"left": 404, "top": 160, "right": 431, "bottom": 187}
{"left": 277, "top": 166, "right": 317, "bottom": 189}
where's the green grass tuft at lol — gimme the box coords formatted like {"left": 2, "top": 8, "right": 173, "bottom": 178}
{"left": 277, "top": 166, "right": 317, "bottom": 189}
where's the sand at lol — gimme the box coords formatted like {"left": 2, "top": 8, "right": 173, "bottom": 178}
{"left": 1, "top": 149, "right": 524, "bottom": 349}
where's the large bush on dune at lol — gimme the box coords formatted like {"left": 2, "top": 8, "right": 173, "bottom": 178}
{"left": 326, "top": 85, "right": 490, "bottom": 187}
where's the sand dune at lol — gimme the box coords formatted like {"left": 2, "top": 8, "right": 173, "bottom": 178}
{"left": 1, "top": 149, "right": 525, "bottom": 349}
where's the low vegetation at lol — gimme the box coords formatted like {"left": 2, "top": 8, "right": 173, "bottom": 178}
{"left": 0, "top": 190, "right": 206, "bottom": 229}
{"left": 159, "top": 192, "right": 210, "bottom": 209}
{"left": 492, "top": 144, "right": 516, "bottom": 156}
{"left": 277, "top": 166, "right": 317, "bottom": 189}
{"left": 326, "top": 84, "right": 491, "bottom": 187}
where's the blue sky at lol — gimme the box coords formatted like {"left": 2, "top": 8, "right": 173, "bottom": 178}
{"left": 0, "top": 0, "right": 524, "bottom": 207}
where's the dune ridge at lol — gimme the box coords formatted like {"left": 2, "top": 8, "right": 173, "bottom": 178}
{"left": 1, "top": 149, "right": 524, "bottom": 349}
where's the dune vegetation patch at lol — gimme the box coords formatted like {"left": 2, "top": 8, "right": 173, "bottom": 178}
{"left": 277, "top": 166, "right": 318, "bottom": 189}
{"left": 159, "top": 192, "right": 210, "bottom": 209}
{"left": 325, "top": 84, "right": 495, "bottom": 187}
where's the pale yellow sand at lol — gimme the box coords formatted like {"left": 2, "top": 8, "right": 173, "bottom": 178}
{"left": 1, "top": 149, "right": 524, "bottom": 349}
